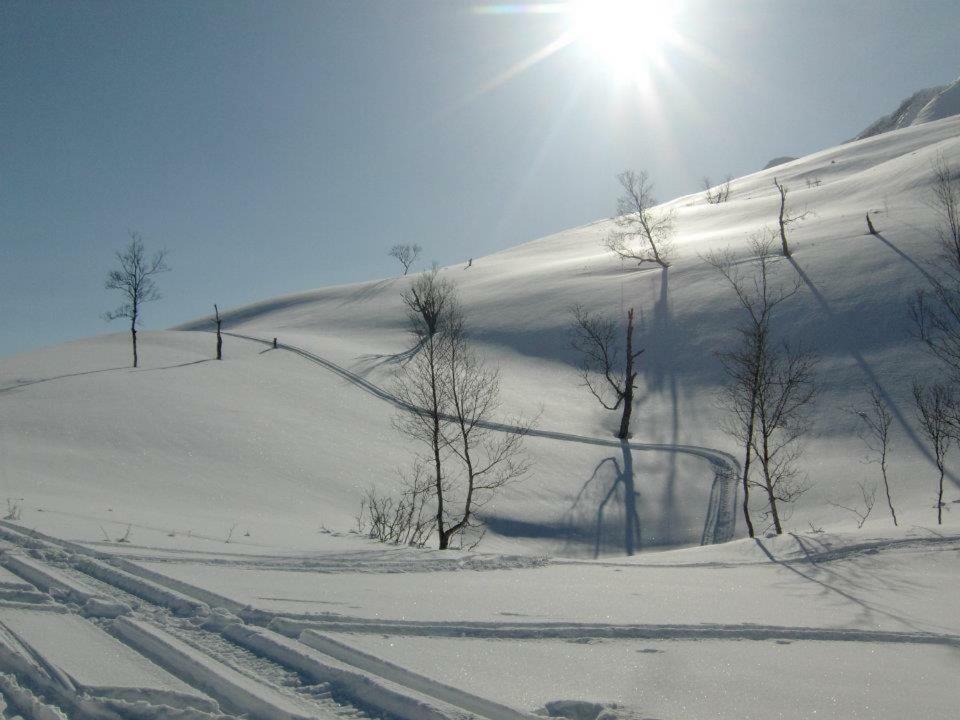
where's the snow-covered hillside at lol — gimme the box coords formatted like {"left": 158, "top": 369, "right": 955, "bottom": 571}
{"left": 852, "top": 76, "right": 960, "bottom": 140}
{"left": 0, "top": 114, "right": 958, "bottom": 719}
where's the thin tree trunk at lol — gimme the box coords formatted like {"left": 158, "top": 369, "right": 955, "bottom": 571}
{"left": 740, "top": 396, "right": 757, "bottom": 538}
{"left": 760, "top": 431, "right": 783, "bottom": 534}
{"left": 866, "top": 213, "right": 878, "bottom": 235}
{"left": 880, "top": 459, "right": 898, "bottom": 526}
{"left": 214, "top": 304, "right": 223, "bottom": 360}
{"left": 775, "top": 179, "right": 790, "bottom": 257}
{"left": 428, "top": 340, "right": 447, "bottom": 549}
{"left": 938, "top": 466, "right": 944, "bottom": 525}
{"left": 617, "top": 308, "right": 636, "bottom": 440}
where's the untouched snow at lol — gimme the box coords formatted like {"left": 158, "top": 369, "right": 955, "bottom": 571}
{"left": 1, "top": 115, "right": 960, "bottom": 717}
{"left": 853, "top": 76, "right": 960, "bottom": 141}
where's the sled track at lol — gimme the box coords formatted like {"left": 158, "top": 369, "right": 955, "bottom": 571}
{"left": 217, "top": 331, "right": 740, "bottom": 544}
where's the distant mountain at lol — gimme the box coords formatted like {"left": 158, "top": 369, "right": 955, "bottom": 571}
{"left": 762, "top": 156, "right": 796, "bottom": 170}
{"left": 851, "top": 76, "right": 960, "bottom": 141}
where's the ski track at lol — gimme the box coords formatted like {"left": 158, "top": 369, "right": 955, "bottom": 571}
{"left": 215, "top": 331, "right": 741, "bottom": 545}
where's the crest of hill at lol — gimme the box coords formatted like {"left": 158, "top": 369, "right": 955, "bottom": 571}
{"left": 851, "top": 76, "right": 960, "bottom": 141}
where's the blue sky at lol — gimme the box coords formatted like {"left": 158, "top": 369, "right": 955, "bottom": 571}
{"left": 2, "top": 0, "right": 959, "bottom": 357}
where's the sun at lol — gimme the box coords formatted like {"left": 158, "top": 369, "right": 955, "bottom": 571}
{"left": 567, "top": 0, "right": 679, "bottom": 76}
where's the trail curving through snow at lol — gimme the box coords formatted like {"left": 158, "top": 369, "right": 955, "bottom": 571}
{"left": 215, "top": 331, "right": 740, "bottom": 545}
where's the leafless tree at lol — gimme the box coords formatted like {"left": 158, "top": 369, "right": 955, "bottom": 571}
{"left": 213, "top": 304, "right": 223, "bottom": 360}
{"left": 394, "top": 276, "right": 529, "bottom": 549}
{"left": 604, "top": 170, "right": 674, "bottom": 268}
{"left": 704, "top": 233, "right": 811, "bottom": 536}
{"left": 703, "top": 175, "right": 732, "bottom": 204}
{"left": 401, "top": 267, "right": 456, "bottom": 340}
{"left": 389, "top": 243, "right": 422, "bottom": 275}
{"left": 570, "top": 305, "right": 644, "bottom": 440}
{"left": 913, "top": 382, "right": 953, "bottom": 525}
{"left": 850, "top": 384, "right": 898, "bottom": 525}
{"left": 828, "top": 480, "right": 876, "bottom": 529}
{"left": 930, "top": 153, "right": 960, "bottom": 267}
{"left": 357, "top": 462, "right": 435, "bottom": 547}
{"left": 103, "top": 232, "right": 170, "bottom": 368}
{"left": 865, "top": 212, "right": 878, "bottom": 235}
{"left": 772, "top": 177, "right": 810, "bottom": 257}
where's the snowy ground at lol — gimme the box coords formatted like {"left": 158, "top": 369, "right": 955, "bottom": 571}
{"left": 0, "top": 116, "right": 959, "bottom": 716}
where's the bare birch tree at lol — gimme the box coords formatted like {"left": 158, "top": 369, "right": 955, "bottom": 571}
{"left": 604, "top": 170, "right": 674, "bottom": 268}
{"left": 394, "top": 274, "right": 528, "bottom": 549}
{"left": 850, "top": 384, "right": 898, "bottom": 525}
{"left": 772, "top": 178, "right": 810, "bottom": 257}
{"left": 389, "top": 243, "right": 422, "bottom": 276}
{"left": 103, "top": 232, "right": 170, "bottom": 368}
{"left": 704, "top": 233, "right": 814, "bottom": 536}
{"left": 213, "top": 304, "right": 223, "bottom": 360}
{"left": 913, "top": 382, "right": 953, "bottom": 525}
{"left": 570, "top": 305, "right": 644, "bottom": 440}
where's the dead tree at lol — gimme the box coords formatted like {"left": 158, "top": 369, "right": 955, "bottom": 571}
{"left": 704, "top": 233, "right": 804, "bottom": 536}
{"left": 570, "top": 305, "right": 644, "bottom": 440}
{"left": 828, "top": 480, "right": 876, "bottom": 529}
{"left": 604, "top": 170, "right": 674, "bottom": 268}
{"left": 851, "top": 384, "right": 898, "bottom": 525}
{"left": 913, "top": 382, "right": 953, "bottom": 525}
{"left": 389, "top": 243, "right": 422, "bottom": 276}
{"left": 103, "top": 232, "right": 169, "bottom": 368}
{"left": 213, "top": 304, "right": 223, "bottom": 360}
{"left": 703, "top": 175, "right": 732, "bottom": 204}
{"left": 772, "top": 178, "right": 810, "bottom": 257}
{"left": 865, "top": 213, "right": 878, "bottom": 235}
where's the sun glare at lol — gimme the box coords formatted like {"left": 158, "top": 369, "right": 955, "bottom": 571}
{"left": 568, "top": 0, "right": 679, "bottom": 76}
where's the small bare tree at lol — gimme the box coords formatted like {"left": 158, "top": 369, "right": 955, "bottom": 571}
{"left": 772, "top": 178, "right": 810, "bottom": 257}
{"left": 850, "top": 384, "right": 898, "bottom": 525}
{"left": 913, "top": 382, "right": 953, "bottom": 525}
{"left": 104, "top": 232, "right": 170, "bottom": 368}
{"left": 604, "top": 170, "right": 674, "bottom": 268}
{"left": 930, "top": 153, "right": 960, "bottom": 267}
{"left": 704, "top": 233, "right": 814, "bottom": 536}
{"left": 213, "top": 304, "right": 223, "bottom": 360}
{"left": 389, "top": 243, "right": 422, "bottom": 276}
{"left": 357, "top": 462, "right": 435, "bottom": 547}
{"left": 828, "top": 480, "right": 876, "bottom": 529}
{"left": 703, "top": 175, "right": 732, "bottom": 204}
{"left": 570, "top": 305, "right": 644, "bottom": 440}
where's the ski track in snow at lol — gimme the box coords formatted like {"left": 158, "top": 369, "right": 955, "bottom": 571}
{"left": 215, "top": 331, "right": 741, "bottom": 546}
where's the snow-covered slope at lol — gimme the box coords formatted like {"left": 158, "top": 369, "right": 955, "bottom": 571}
{"left": 852, "top": 76, "right": 960, "bottom": 140}
{"left": 2, "top": 112, "right": 960, "bottom": 720}
{"left": 3, "top": 115, "right": 960, "bottom": 559}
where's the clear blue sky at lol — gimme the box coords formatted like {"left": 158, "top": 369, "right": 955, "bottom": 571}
{"left": 2, "top": 0, "right": 958, "bottom": 357}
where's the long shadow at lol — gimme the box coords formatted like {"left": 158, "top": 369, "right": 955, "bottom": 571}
{"left": 754, "top": 538, "right": 927, "bottom": 632}
{"left": 871, "top": 231, "right": 937, "bottom": 285}
{"left": 0, "top": 366, "right": 128, "bottom": 394}
{"left": 353, "top": 338, "right": 426, "bottom": 377}
{"left": 562, "top": 442, "right": 642, "bottom": 557}
{"left": 788, "top": 256, "right": 959, "bottom": 489}
{"left": 136, "top": 359, "right": 211, "bottom": 372}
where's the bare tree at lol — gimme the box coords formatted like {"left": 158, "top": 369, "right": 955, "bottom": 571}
{"left": 930, "top": 153, "right": 960, "bottom": 267}
{"left": 772, "top": 178, "right": 810, "bottom": 257}
{"left": 703, "top": 175, "right": 732, "bottom": 204}
{"left": 913, "top": 382, "right": 953, "bottom": 525}
{"left": 704, "top": 233, "right": 809, "bottom": 536}
{"left": 394, "top": 275, "right": 528, "bottom": 549}
{"left": 828, "top": 480, "right": 876, "bottom": 529}
{"left": 389, "top": 243, "right": 422, "bottom": 276}
{"left": 401, "top": 267, "right": 456, "bottom": 340}
{"left": 213, "top": 304, "right": 223, "bottom": 360}
{"left": 850, "top": 384, "right": 898, "bottom": 525}
{"left": 103, "top": 232, "right": 170, "bottom": 368}
{"left": 604, "top": 170, "right": 674, "bottom": 268}
{"left": 357, "top": 462, "right": 435, "bottom": 547}
{"left": 570, "top": 305, "right": 644, "bottom": 440}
